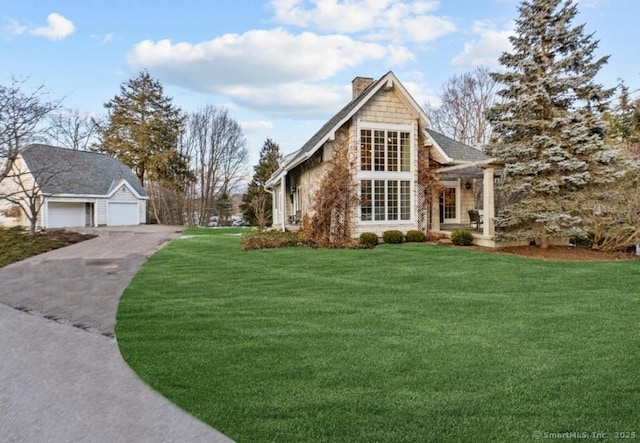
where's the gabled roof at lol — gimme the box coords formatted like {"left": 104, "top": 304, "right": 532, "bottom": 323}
{"left": 425, "top": 128, "right": 489, "bottom": 164}
{"left": 20, "top": 144, "right": 148, "bottom": 197}
{"left": 265, "top": 72, "right": 491, "bottom": 187}
{"left": 267, "top": 71, "right": 429, "bottom": 187}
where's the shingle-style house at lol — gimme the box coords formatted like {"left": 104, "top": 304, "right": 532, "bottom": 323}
{"left": 266, "top": 71, "right": 503, "bottom": 246}
{"left": 0, "top": 144, "right": 148, "bottom": 229}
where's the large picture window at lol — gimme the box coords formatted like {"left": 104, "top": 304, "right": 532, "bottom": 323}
{"left": 359, "top": 127, "right": 412, "bottom": 223}
{"left": 361, "top": 179, "right": 411, "bottom": 222}
{"left": 360, "top": 129, "right": 410, "bottom": 172}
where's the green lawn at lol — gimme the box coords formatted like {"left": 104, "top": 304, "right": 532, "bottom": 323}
{"left": 116, "top": 228, "right": 640, "bottom": 442}
{"left": 0, "top": 227, "right": 64, "bottom": 267}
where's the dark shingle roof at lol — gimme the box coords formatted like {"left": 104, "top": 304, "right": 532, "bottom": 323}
{"left": 266, "top": 72, "right": 490, "bottom": 187}
{"left": 20, "top": 144, "right": 147, "bottom": 197}
{"left": 290, "top": 79, "right": 380, "bottom": 166}
{"left": 425, "top": 128, "right": 489, "bottom": 163}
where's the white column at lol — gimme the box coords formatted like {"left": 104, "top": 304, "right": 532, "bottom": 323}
{"left": 280, "top": 175, "right": 286, "bottom": 232}
{"left": 482, "top": 168, "right": 495, "bottom": 237}
{"left": 431, "top": 193, "right": 440, "bottom": 232}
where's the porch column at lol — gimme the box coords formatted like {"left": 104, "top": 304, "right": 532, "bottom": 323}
{"left": 431, "top": 198, "right": 440, "bottom": 232}
{"left": 280, "top": 175, "right": 286, "bottom": 232}
{"left": 482, "top": 168, "right": 495, "bottom": 237}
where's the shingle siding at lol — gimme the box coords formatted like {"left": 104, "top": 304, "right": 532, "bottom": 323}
{"left": 109, "top": 186, "right": 138, "bottom": 202}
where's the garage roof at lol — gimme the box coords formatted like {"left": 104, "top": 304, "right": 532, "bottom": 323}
{"left": 20, "top": 144, "right": 148, "bottom": 197}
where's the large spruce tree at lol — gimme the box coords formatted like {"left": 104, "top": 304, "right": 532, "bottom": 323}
{"left": 98, "top": 70, "right": 186, "bottom": 187}
{"left": 487, "top": 0, "right": 618, "bottom": 248}
{"left": 241, "top": 138, "right": 281, "bottom": 227}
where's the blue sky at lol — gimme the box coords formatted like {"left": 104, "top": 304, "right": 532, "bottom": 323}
{"left": 1, "top": 0, "right": 637, "bottom": 165}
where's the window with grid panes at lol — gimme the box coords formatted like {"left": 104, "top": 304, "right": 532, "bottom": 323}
{"left": 359, "top": 128, "right": 412, "bottom": 222}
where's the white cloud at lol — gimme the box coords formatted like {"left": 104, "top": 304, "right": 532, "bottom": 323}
{"left": 268, "top": 0, "right": 455, "bottom": 43}
{"left": 29, "top": 13, "right": 75, "bottom": 41}
{"left": 3, "top": 19, "right": 27, "bottom": 36}
{"left": 125, "top": 2, "right": 458, "bottom": 119}
{"left": 231, "top": 82, "right": 349, "bottom": 118}
{"left": 126, "top": 28, "right": 411, "bottom": 117}
{"left": 385, "top": 45, "right": 415, "bottom": 66}
{"left": 451, "top": 20, "right": 513, "bottom": 68}
{"left": 101, "top": 33, "right": 113, "bottom": 44}
{"left": 240, "top": 120, "right": 275, "bottom": 133}
{"left": 128, "top": 29, "right": 389, "bottom": 86}
{"left": 91, "top": 33, "right": 114, "bottom": 45}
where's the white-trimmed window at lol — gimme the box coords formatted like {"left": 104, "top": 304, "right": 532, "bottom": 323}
{"left": 360, "top": 129, "right": 410, "bottom": 172}
{"left": 359, "top": 124, "right": 413, "bottom": 222}
{"left": 361, "top": 179, "right": 411, "bottom": 221}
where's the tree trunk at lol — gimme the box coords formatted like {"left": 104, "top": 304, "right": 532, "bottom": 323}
{"left": 540, "top": 235, "right": 549, "bottom": 250}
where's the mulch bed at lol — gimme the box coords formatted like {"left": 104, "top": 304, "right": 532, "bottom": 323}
{"left": 491, "top": 245, "right": 637, "bottom": 261}
{"left": 39, "top": 229, "right": 98, "bottom": 244}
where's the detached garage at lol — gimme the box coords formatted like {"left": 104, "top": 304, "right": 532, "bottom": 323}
{"left": 0, "top": 144, "right": 148, "bottom": 230}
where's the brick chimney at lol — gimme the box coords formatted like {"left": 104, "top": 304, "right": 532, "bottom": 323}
{"left": 352, "top": 76, "right": 374, "bottom": 99}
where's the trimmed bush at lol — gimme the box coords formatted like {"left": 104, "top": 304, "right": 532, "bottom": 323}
{"left": 405, "top": 230, "right": 426, "bottom": 242}
{"left": 241, "top": 230, "right": 309, "bottom": 250}
{"left": 359, "top": 232, "right": 378, "bottom": 248}
{"left": 425, "top": 232, "right": 446, "bottom": 242}
{"left": 382, "top": 230, "right": 404, "bottom": 244}
{"left": 450, "top": 230, "right": 474, "bottom": 246}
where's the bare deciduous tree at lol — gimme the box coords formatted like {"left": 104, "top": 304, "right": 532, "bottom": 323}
{"left": 0, "top": 76, "right": 61, "bottom": 181}
{"left": 425, "top": 67, "right": 497, "bottom": 148}
{"left": 47, "top": 109, "right": 98, "bottom": 150}
{"left": 2, "top": 158, "right": 70, "bottom": 233}
{"left": 250, "top": 193, "right": 269, "bottom": 229}
{"left": 181, "top": 106, "right": 248, "bottom": 226}
{"left": 578, "top": 163, "right": 640, "bottom": 252}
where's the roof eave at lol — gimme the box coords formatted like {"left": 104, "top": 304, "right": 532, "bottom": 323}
{"left": 274, "top": 71, "right": 430, "bottom": 182}
{"left": 424, "top": 130, "right": 453, "bottom": 164}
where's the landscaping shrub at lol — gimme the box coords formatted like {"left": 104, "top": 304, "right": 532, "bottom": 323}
{"left": 405, "top": 230, "right": 426, "bottom": 242}
{"left": 451, "top": 230, "right": 474, "bottom": 246}
{"left": 425, "top": 232, "right": 446, "bottom": 242}
{"left": 382, "top": 230, "right": 404, "bottom": 244}
{"left": 241, "top": 230, "right": 310, "bottom": 250}
{"left": 359, "top": 232, "right": 378, "bottom": 248}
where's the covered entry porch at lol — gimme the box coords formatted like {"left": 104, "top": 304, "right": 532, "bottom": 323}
{"left": 430, "top": 159, "right": 503, "bottom": 248}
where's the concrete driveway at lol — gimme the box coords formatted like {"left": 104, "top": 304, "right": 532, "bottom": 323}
{"left": 0, "top": 225, "right": 233, "bottom": 443}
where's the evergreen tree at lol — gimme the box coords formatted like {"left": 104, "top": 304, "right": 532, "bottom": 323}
{"left": 604, "top": 81, "right": 640, "bottom": 157}
{"left": 215, "top": 191, "right": 233, "bottom": 226}
{"left": 241, "top": 139, "right": 282, "bottom": 227}
{"left": 97, "top": 70, "right": 187, "bottom": 187}
{"left": 487, "top": 0, "right": 618, "bottom": 248}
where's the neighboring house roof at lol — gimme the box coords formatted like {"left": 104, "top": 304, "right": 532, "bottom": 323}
{"left": 266, "top": 71, "right": 491, "bottom": 187}
{"left": 20, "top": 144, "right": 148, "bottom": 197}
{"left": 425, "top": 128, "right": 490, "bottom": 165}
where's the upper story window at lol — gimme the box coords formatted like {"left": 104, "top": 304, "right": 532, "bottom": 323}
{"left": 360, "top": 129, "right": 411, "bottom": 172}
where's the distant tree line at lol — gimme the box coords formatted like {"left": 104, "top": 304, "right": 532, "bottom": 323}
{"left": 2, "top": 0, "right": 638, "bottom": 248}
{"left": 0, "top": 70, "right": 281, "bottom": 228}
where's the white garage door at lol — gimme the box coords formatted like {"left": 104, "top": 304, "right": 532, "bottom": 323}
{"left": 48, "top": 202, "right": 86, "bottom": 228}
{"left": 108, "top": 202, "right": 138, "bottom": 226}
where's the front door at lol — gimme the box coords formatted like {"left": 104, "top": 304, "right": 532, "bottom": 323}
{"left": 85, "top": 203, "right": 94, "bottom": 227}
{"left": 442, "top": 186, "right": 458, "bottom": 224}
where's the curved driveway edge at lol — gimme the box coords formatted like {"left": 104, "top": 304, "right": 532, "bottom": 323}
{"left": 0, "top": 225, "right": 233, "bottom": 443}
